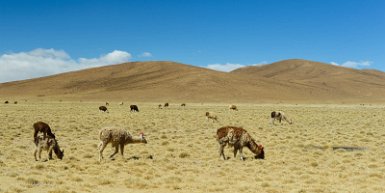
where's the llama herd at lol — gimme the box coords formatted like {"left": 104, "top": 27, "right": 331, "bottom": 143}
{"left": 32, "top": 103, "right": 292, "bottom": 162}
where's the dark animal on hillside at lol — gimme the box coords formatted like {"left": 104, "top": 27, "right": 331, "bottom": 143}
{"left": 181, "top": 103, "right": 186, "bottom": 107}
{"left": 206, "top": 112, "right": 218, "bottom": 122}
{"left": 130, "top": 105, "right": 139, "bottom": 112}
{"left": 229, "top": 105, "right": 238, "bottom": 111}
{"left": 99, "top": 106, "right": 109, "bottom": 113}
{"left": 271, "top": 111, "right": 292, "bottom": 125}
{"left": 216, "top": 126, "right": 264, "bottom": 160}
{"left": 106, "top": 102, "right": 109, "bottom": 106}
{"left": 158, "top": 104, "right": 162, "bottom": 109}
{"left": 4, "top": 101, "right": 9, "bottom": 104}
{"left": 33, "top": 121, "right": 56, "bottom": 145}
{"left": 14, "top": 101, "right": 18, "bottom": 104}
{"left": 164, "top": 103, "right": 169, "bottom": 107}
{"left": 34, "top": 136, "right": 64, "bottom": 161}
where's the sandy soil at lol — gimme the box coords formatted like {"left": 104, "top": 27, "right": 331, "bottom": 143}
{"left": 0, "top": 102, "right": 384, "bottom": 193}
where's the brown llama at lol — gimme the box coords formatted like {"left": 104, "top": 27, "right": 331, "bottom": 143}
{"left": 99, "top": 106, "right": 108, "bottom": 113}
{"left": 33, "top": 121, "right": 56, "bottom": 145}
{"left": 229, "top": 105, "right": 238, "bottom": 111}
{"left": 216, "top": 126, "right": 264, "bottom": 160}
{"left": 98, "top": 127, "right": 147, "bottom": 162}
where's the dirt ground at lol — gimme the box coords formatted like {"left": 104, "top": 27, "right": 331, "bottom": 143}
{"left": 0, "top": 102, "right": 384, "bottom": 193}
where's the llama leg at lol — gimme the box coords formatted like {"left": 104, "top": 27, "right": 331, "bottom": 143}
{"left": 47, "top": 146, "right": 54, "bottom": 160}
{"left": 233, "top": 146, "right": 238, "bottom": 158}
{"left": 239, "top": 147, "right": 245, "bottom": 160}
{"left": 38, "top": 148, "right": 43, "bottom": 161}
{"left": 34, "top": 149, "right": 38, "bottom": 161}
{"left": 271, "top": 118, "right": 275, "bottom": 125}
{"left": 219, "top": 143, "right": 226, "bottom": 160}
{"left": 98, "top": 142, "right": 107, "bottom": 162}
{"left": 119, "top": 144, "right": 125, "bottom": 159}
{"left": 109, "top": 145, "right": 119, "bottom": 159}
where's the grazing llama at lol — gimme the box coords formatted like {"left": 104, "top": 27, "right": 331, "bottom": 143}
{"left": 130, "top": 105, "right": 139, "bottom": 112}
{"left": 271, "top": 111, "right": 292, "bottom": 125}
{"left": 33, "top": 121, "right": 56, "bottom": 145}
{"left": 181, "top": 103, "right": 186, "bottom": 107}
{"left": 205, "top": 112, "right": 218, "bottom": 122}
{"left": 164, "top": 103, "right": 169, "bottom": 107}
{"left": 99, "top": 106, "right": 108, "bottom": 113}
{"left": 98, "top": 127, "right": 147, "bottom": 162}
{"left": 34, "top": 136, "right": 64, "bottom": 161}
{"left": 229, "top": 105, "right": 238, "bottom": 111}
{"left": 216, "top": 126, "right": 264, "bottom": 160}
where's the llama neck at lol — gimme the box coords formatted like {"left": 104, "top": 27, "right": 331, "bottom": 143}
{"left": 247, "top": 140, "right": 260, "bottom": 154}
{"left": 126, "top": 136, "right": 145, "bottom": 144}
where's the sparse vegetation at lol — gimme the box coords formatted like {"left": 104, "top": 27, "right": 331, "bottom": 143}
{"left": 0, "top": 102, "right": 384, "bottom": 193}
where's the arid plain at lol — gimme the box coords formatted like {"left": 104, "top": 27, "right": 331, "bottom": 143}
{"left": 0, "top": 101, "right": 384, "bottom": 193}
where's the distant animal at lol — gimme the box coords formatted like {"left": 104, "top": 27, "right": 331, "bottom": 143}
{"left": 14, "top": 101, "right": 18, "bottom": 104}
{"left": 4, "top": 101, "right": 9, "bottom": 104}
{"left": 105, "top": 102, "right": 109, "bottom": 106}
{"left": 98, "top": 127, "right": 147, "bottom": 162}
{"left": 158, "top": 104, "right": 163, "bottom": 109}
{"left": 229, "top": 105, "right": 238, "bottom": 111}
{"left": 205, "top": 112, "right": 218, "bottom": 122}
{"left": 130, "top": 105, "right": 139, "bottom": 112}
{"left": 164, "top": 103, "right": 169, "bottom": 107}
{"left": 119, "top": 102, "right": 124, "bottom": 105}
{"left": 181, "top": 103, "right": 186, "bottom": 107}
{"left": 33, "top": 121, "right": 56, "bottom": 145}
{"left": 271, "top": 111, "right": 292, "bottom": 125}
{"left": 216, "top": 126, "right": 264, "bottom": 160}
{"left": 99, "top": 106, "right": 108, "bottom": 113}
{"left": 34, "top": 136, "right": 64, "bottom": 161}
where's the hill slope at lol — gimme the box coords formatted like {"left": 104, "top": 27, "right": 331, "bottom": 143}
{"left": 1, "top": 60, "right": 385, "bottom": 103}
{"left": 231, "top": 59, "right": 385, "bottom": 102}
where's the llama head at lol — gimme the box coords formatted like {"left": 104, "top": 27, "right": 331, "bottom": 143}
{"left": 254, "top": 144, "right": 265, "bottom": 159}
{"left": 139, "top": 132, "right": 147, "bottom": 144}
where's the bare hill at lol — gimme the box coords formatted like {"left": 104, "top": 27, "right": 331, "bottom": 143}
{"left": 1, "top": 60, "right": 385, "bottom": 103}
{"left": 231, "top": 59, "right": 385, "bottom": 102}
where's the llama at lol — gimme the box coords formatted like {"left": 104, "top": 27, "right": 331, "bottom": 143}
{"left": 14, "top": 101, "right": 18, "bottom": 104}
{"left": 99, "top": 106, "right": 108, "bottom": 113}
{"left": 119, "top": 102, "right": 124, "bottom": 105}
{"left": 271, "top": 111, "right": 292, "bottom": 125}
{"left": 34, "top": 136, "right": 64, "bottom": 161}
{"left": 106, "top": 102, "right": 109, "bottom": 106}
{"left": 216, "top": 126, "right": 264, "bottom": 160}
{"left": 181, "top": 103, "right": 186, "bottom": 107}
{"left": 4, "top": 101, "right": 9, "bottom": 104}
{"left": 98, "top": 127, "right": 147, "bottom": 162}
{"left": 164, "top": 103, "right": 169, "bottom": 107}
{"left": 229, "top": 105, "right": 238, "bottom": 111}
{"left": 205, "top": 112, "right": 218, "bottom": 122}
{"left": 130, "top": 105, "right": 139, "bottom": 112}
{"left": 158, "top": 104, "right": 163, "bottom": 109}
{"left": 33, "top": 121, "right": 56, "bottom": 145}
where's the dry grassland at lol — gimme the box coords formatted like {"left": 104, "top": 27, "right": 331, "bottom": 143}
{"left": 0, "top": 102, "right": 384, "bottom": 193}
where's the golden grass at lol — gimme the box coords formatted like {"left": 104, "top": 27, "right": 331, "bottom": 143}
{"left": 0, "top": 102, "right": 384, "bottom": 193}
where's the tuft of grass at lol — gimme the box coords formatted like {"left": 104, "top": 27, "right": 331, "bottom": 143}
{"left": 179, "top": 152, "right": 190, "bottom": 158}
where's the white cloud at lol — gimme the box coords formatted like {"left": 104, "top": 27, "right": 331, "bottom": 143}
{"left": 0, "top": 48, "right": 132, "bottom": 83}
{"left": 206, "top": 61, "right": 268, "bottom": 72}
{"left": 139, "top": 52, "right": 152, "bottom": 57}
{"left": 330, "top": 60, "right": 372, "bottom": 68}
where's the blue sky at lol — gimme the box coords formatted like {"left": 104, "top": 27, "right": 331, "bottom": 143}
{"left": 0, "top": 0, "right": 384, "bottom": 82}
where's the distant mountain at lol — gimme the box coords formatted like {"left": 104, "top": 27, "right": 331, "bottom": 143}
{"left": 1, "top": 60, "right": 385, "bottom": 103}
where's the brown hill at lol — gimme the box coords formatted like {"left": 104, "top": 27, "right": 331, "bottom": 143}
{"left": 231, "top": 59, "right": 385, "bottom": 102}
{"left": 1, "top": 60, "right": 385, "bottom": 103}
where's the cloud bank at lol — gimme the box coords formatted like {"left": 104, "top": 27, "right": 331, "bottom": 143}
{"left": 206, "top": 61, "right": 268, "bottom": 72}
{"left": 0, "top": 49, "right": 131, "bottom": 82}
{"left": 330, "top": 60, "right": 372, "bottom": 68}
